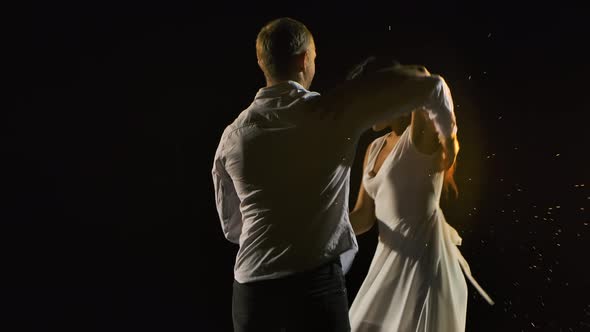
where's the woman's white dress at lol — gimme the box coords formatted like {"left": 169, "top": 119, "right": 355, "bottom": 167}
{"left": 349, "top": 128, "right": 493, "bottom": 332}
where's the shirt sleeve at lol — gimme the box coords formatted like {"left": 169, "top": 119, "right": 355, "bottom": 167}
{"left": 366, "top": 74, "right": 457, "bottom": 140}
{"left": 422, "top": 75, "right": 457, "bottom": 140}
{"left": 331, "top": 74, "right": 457, "bottom": 140}
{"left": 212, "top": 135, "right": 242, "bottom": 244}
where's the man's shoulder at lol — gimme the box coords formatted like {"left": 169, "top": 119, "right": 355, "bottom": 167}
{"left": 220, "top": 109, "right": 259, "bottom": 140}
{"left": 222, "top": 90, "right": 324, "bottom": 135}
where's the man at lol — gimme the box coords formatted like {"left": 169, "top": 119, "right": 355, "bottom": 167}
{"left": 212, "top": 17, "right": 459, "bottom": 332}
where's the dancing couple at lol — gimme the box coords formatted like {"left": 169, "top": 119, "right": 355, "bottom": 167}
{"left": 212, "top": 17, "right": 493, "bottom": 332}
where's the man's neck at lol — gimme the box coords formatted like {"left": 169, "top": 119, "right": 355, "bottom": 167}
{"left": 266, "top": 75, "right": 306, "bottom": 88}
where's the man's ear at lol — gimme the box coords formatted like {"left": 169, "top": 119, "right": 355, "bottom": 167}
{"left": 294, "top": 51, "right": 307, "bottom": 72}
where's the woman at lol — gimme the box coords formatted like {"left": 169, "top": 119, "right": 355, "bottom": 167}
{"left": 347, "top": 57, "right": 494, "bottom": 332}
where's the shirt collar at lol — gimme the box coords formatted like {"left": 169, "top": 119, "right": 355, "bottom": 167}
{"left": 255, "top": 80, "right": 309, "bottom": 100}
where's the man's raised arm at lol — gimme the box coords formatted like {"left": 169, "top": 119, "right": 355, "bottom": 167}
{"left": 318, "top": 66, "right": 457, "bottom": 142}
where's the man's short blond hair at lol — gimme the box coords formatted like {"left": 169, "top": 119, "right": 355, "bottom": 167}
{"left": 256, "top": 17, "right": 314, "bottom": 80}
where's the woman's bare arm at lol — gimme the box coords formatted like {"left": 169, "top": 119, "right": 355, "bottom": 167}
{"left": 350, "top": 143, "right": 377, "bottom": 235}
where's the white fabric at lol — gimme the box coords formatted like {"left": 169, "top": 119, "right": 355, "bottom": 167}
{"left": 349, "top": 128, "right": 493, "bottom": 332}
{"left": 212, "top": 78, "right": 457, "bottom": 283}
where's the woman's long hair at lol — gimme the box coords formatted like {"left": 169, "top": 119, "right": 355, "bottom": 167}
{"left": 347, "top": 56, "right": 459, "bottom": 199}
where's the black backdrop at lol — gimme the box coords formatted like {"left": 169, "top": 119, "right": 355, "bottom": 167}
{"left": 5, "top": 1, "right": 589, "bottom": 331}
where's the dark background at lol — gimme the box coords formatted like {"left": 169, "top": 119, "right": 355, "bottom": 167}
{"left": 4, "top": 1, "right": 589, "bottom": 331}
